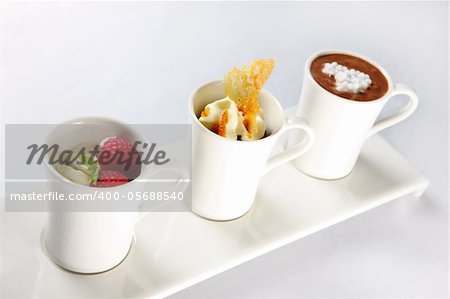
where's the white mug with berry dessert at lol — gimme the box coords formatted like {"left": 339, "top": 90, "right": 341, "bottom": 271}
{"left": 291, "top": 50, "right": 418, "bottom": 179}
{"left": 43, "top": 117, "right": 188, "bottom": 274}
{"left": 190, "top": 59, "right": 314, "bottom": 221}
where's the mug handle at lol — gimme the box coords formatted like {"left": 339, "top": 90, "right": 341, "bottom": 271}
{"left": 264, "top": 118, "right": 314, "bottom": 175}
{"left": 135, "top": 159, "right": 190, "bottom": 223}
{"left": 367, "top": 83, "right": 418, "bottom": 138}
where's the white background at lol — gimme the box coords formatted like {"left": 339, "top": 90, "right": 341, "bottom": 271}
{"left": 0, "top": 2, "right": 448, "bottom": 298}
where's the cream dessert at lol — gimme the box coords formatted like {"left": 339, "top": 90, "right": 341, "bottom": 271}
{"left": 53, "top": 144, "right": 98, "bottom": 186}
{"left": 199, "top": 97, "right": 265, "bottom": 140}
{"left": 199, "top": 58, "right": 275, "bottom": 140}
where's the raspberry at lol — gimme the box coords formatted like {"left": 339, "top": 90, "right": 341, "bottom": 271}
{"left": 98, "top": 136, "right": 133, "bottom": 169}
{"left": 92, "top": 170, "right": 128, "bottom": 187}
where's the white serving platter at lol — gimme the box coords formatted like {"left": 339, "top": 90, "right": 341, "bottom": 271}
{"left": 0, "top": 108, "right": 429, "bottom": 299}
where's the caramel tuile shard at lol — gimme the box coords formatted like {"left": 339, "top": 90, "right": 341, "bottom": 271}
{"left": 224, "top": 58, "right": 275, "bottom": 138}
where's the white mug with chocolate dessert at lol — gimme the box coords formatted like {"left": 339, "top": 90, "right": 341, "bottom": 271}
{"left": 190, "top": 59, "right": 314, "bottom": 221}
{"left": 292, "top": 50, "right": 418, "bottom": 179}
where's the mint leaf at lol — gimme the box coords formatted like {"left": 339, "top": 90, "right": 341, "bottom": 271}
{"left": 90, "top": 166, "right": 100, "bottom": 185}
{"left": 75, "top": 153, "right": 100, "bottom": 185}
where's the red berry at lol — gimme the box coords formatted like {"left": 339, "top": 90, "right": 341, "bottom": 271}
{"left": 93, "top": 170, "right": 129, "bottom": 187}
{"left": 98, "top": 137, "right": 133, "bottom": 169}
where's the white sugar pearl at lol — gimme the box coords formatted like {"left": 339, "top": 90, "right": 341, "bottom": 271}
{"left": 321, "top": 61, "right": 372, "bottom": 94}
{"left": 335, "top": 72, "right": 347, "bottom": 81}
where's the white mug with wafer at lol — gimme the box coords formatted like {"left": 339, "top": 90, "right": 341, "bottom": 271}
{"left": 189, "top": 79, "right": 314, "bottom": 221}
{"left": 189, "top": 60, "right": 314, "bottom": 221}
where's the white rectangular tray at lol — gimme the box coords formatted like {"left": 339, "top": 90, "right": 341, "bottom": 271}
{"left": 0, "top": 108, "right": 429, "bottom": 299}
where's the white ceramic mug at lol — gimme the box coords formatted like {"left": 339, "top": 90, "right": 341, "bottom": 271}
{"left": 189, "top": 80, "right": 315, "bottom": 221}
{"left": 292, "top": 50, "right": 418, "bottom": 180}
{"left": 43, "top": 117, "right": 187, "bottom": 274}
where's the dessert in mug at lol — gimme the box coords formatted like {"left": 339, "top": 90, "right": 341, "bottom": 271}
{"left": 199, "top": 59, "right": 275, "bottom": 140}
{"left": 53, "top": 136, "right": 141, "bottom": 187}
{"left": 311, "top": 53, "right": 388, "bottom": 101}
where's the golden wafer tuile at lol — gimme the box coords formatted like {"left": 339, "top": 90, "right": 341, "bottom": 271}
{"left": 224, "top": 58, "right": 275, "bottom": 139}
